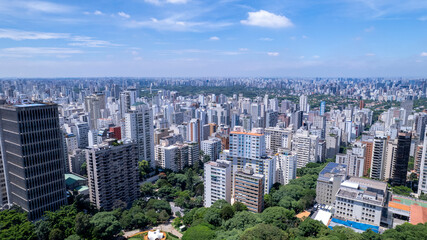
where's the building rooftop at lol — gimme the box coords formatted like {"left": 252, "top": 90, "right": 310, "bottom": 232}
{"left": 410, "top": 205, "right": 427, "bottom": 225}
{"left": 318, "top": 162, "right": 347, "bottom": 182}
{"left": 230, "top": 131, "right": 263, "bottom": 137}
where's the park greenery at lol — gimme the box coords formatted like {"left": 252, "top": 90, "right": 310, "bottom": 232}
{"left": 2, "top": 159, "right": 427, "bottom": 239}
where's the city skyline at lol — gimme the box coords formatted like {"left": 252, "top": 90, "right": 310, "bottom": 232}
{"left": 1, "top": 0, "right": 427, "bottom": 77}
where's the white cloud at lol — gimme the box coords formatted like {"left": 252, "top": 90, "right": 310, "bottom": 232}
{"left": 125, "top": 18, "right": 231, "bottom": 32}
{"left": 267, "top": 52, "right": 279, "bottom": 56}
{"left": 144, "top": 0, "right": 188, "bottom": 5}
{"left": 166, "top": 0, "right": 188, "bottom": 3}
{"left": 259, "top": 37, "right": 273, "bottom": 41}
{"left": 16, "top": 1, "right": 74, "bottom": 13}
{"left": 0, "top": 28, "right": 69, "bottom": 40}
{"left": 364, "top": 26, "right": 375, "bottom": 32}
{"left": 239, "top": 48, "right": 248, "bottom": 51}
{"left": 312, "top": 55, "right": 320, "bottom": 59}
{"left": 118, "top": 11, "right": 130, "bottom": 19}
{"left": 209, "top": 36, "right": 220, "bottom": 41}
{"left": 94, "top": 10, "right": 103, "bottom": 15}
{"left": 366, "top": 53, "right": 376, "bottom": 56}
{"left": 419, "top": 16, "right": 427, "bottom": 21}
{"left": 302, "top": 35, "right": 308, "bottom": 39}
{"left": 69, "top": 36, "right": 119, "bottom": 48}
{"left": 421, "top": 52, "right": 427, "bottom": 57}
{"left": 241, "top": 10, "right": 293, "bottom": 28}
{"left": 1, "top": 47, "right": 82, "bottom": 57}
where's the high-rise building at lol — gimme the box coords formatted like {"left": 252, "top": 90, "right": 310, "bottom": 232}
{"left": 229, "top": 130, "right": 275, "bottom": 194}
{"left": 125, "top": 103, "right": 155, "bottom": 167}
{"left": 370, "top": 136, "right": 387, "bottom": 180}
{"left": 204, "top": 160, "right": 232, "bottom": 207}
{"left": 390, "top": 132, "right": 411, "bottom": 186}
{"left": 201, "top": 138, "right": 222, "bottom": 162}
{"left": 275, "top": 152, "right": 297, "bottom": 185}
{"left": 292, "top": 130, "right": 319, "bottom": 168}
{"left": 291, "top": 111, "right": 303, "bottom": 130}
{"left": 0, "top": 147, "right": 7, "bottom": 207}
{"left": 362, "top": 140, "right": 374, "bottom": 177}
{"left": 299, "top": 95, "right": 309, "bottom": 112}
{"left": 316, "top": 162, "right": 347, "bottom": 206}
{"left": 0, "top": 103, "right": 67, "bottom": 220}
{"left": 76, "top": 122, "right": 89, "bottom": 148}
{"left": 336, "top": 149, "right": 365, "bottom": 177}
{"left": 85, "top": 94, "right": 105, "bottom": 130}
{"left": 415, "top": 144, "right": 424, "bottom": 175}
{"left": 265, "top": 127, "right": 292, "bottom": 154}
{"left": 86, "top": 139, "right": 139, "bottom": 210}
{"left": 233, "top": 167, "right": 264, "bottom": 213}
{"left": 320, "top": 101, "right": 326, "bottom": 116}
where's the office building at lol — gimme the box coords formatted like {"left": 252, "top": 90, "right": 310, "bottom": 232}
{"left": 204, "top": 160, "right": 232, "bottom": 207}
{"left": 0, "top": 103, "right": 67, "bottom": 220}
{"left": 86, "top": 139, "right": 139, "bottom": 210}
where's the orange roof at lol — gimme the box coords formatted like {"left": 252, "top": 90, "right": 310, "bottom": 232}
{"left": 230, "top": 131, "right": 263, "bottom": 136}
{"left": 410, "top": 205, "right": 427, "bottom": 225}
{"left": 389, "top": 201, "right": 411, "bottom": 212}
{"left": 296, "top": 211, "right": 310, "bottom": 220}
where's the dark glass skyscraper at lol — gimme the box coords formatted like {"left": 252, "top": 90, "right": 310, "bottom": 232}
{"left": 0, "top": 103, "right": 67, "bottom": 220}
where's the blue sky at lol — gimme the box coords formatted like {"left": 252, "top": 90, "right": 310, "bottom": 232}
{"left": 0, "top": 0, "right": 427, "bottom": 77}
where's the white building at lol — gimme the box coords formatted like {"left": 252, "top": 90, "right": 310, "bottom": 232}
{"left": 316, "top": 162, "right": 347, "bottom": 206}
{"left": 201, "top": 138, "right": 222, "bottom": 162}
{"left": 204, "top": 160, "right": 232, "bottom": 207}
{"left": 275, "top": 152, "right": 297, "bottom": 185}
{"left": 292, "top": 130, "right": 319, "bottom": 168}
{"left": 333, "top": 177, "right": 388, "bottom": 226}
{"left": 124, "top": 103, "right": 155, "bottom": 167}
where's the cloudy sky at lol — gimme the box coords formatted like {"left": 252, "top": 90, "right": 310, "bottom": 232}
{"left": 0, "top": 0, "right": 427, "bottom": 77}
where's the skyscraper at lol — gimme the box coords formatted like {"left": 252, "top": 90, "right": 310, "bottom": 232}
{"left": 201, "top": 138, "right": 222, "bottom": 162}
{"left": 0, "top": 103, "right": 67, "bottom": 220}
{"left": 320, "top": 101, "right": 326, "bottom": 116}
{"left": 125, "top": 103, "right": 155, "bottom": 167}
{"left": 84, "top": 93, "right": 105, "bottom": 130}
{"left": 370, "top": 136, "right": 387, "bottom": 180}
{"left": 390, "top": 132, "right": 411, "bottom": 186}
{"left": 299, "top": 95, "right": 308, "bottom": 112}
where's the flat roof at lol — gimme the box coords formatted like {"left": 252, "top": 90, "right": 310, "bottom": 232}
{"left": 391, "top": 195, "right": 427, "bottom": 208}
{"left": 296, "top": 211, "right": 310, "bottom": 220}
{"left": 410, "top": 205, "right": 427, "bottom": 225}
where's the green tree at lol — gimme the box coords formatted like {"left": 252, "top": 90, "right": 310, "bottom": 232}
{"left": 260, "top": 207, "right": 298, "bottom": 231}
{"left": 158, "top": 210, "right": 170, "bottom": 223}
{"left": 392, "top": 185, "right": 413, "bottom": 196}
{"left": 203, "top": 208, "right": 222, "bottom": 227}
{"left": 65, "top": 235, "right": 82, "bottom": 240}
{"left": 182, "top": 225, "right": 216, "bottom": 240}
{"left": 138, "top": 160, "right": 151, "bottom": 180}
{"left": 240, "top": 223, "right": 288, "bottom": 240}
{"left": 145, "top": 199, "right": 172, "bottom": 214}
{"left": 43, "top": 204, "right": 78, "bottom": 238}
{"left": 298, "top": 218, "right": 326, "bottom": 238}
{"left": 360, "top": 229, "right": 381, "bottom": 240}
{"left": 221, "top": 205, "right": 235, "bottom": 220}
{"left": 223, "top": 211, "right": 260, "bottom": 230}
{"left": 232, "top": 202, "right": 248, "bottom": 212}
{"left": 75, "top": 212, "right": 92, "bottom": 239}
{"left": 49, "top": 229, "right": 64, "bottom": 240}
{"left": 90, "top": 212, "right": 122, "bottom": 239}
{"left": 80, "top": 162, "right": 87, "bottom": 176}
{"left": 0, "top": 209, "right": 37, "bottom": 240}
